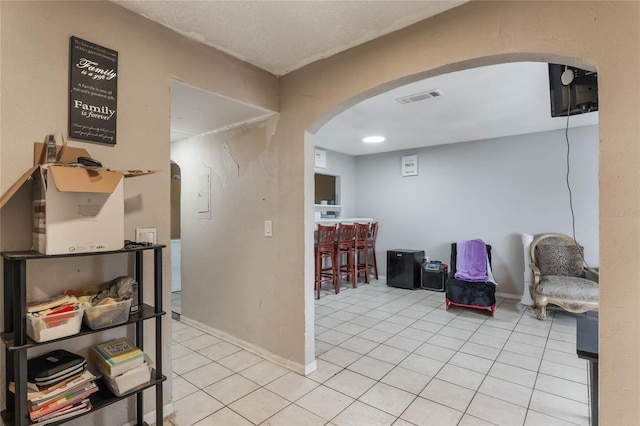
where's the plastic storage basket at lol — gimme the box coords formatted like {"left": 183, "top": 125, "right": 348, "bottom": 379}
{"left": 26, "top": 307, "right": 84, "bottom": 342}
{"left": 83, "top": 299, "right": 132, "bottom": 330}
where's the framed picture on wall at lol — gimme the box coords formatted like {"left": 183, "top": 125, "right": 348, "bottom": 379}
{"left": 315, "top": 148, "right": 327, "bottom": 168}
{"left": 401, "top": 154, "right": 418, "bottom": 176}
{"left": 68, "top": 36, "right": 118, "bottom": 145}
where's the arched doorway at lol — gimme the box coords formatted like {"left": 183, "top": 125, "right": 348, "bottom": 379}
{"left": 304, "top": 57, "right": 599, "bottom": 426}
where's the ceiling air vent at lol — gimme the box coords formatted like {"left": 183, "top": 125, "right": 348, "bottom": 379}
{"left": 396, "top": 89, "right": 444, "bottom": 105}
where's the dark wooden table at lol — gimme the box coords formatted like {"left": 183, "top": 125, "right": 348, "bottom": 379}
{"left": 577, "top": 316, "right": 598, "bottom": 426}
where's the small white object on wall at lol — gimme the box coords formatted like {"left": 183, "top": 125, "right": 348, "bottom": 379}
{"left": 315, "top": 148, "right": 327, "bottom": 168}
{"left": 136, "top": 227, "right": 157, "bottom": 244}
{"left": 197, "top": 172, "right": 210, "bottom": 213}
{"left": 401, "top": 154, "right": 418, "bottom": 177}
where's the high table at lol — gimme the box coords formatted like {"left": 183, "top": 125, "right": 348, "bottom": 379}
{"left": 576, "top": 316, "right": 598, "bottom": 426}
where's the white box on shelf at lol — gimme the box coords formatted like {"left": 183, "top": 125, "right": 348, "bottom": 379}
{"left": 103, "top": 359, "right": 152, "bottom": 397}
{"left": 32, "top": 165, "right": 125, "bottom": 255}
{"left": 0, "top": 142, "right": 155, "bottom": 255}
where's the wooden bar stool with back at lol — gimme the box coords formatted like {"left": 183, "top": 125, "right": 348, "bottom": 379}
{"left": 315, "top": 224, "right": 338, "bottom": 299}
{"left": 366, "top": 222, "right": 379, "bottom": 280}
{"left": 353, "top": 222, "right": 371, "bottom": 285}
{"left": 334, "top": 223, "right": 356, "bottom": 289}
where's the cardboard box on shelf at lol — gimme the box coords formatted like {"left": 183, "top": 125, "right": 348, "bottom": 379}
{"left": 0, "top": 142, "right": 153, "bottom": 255}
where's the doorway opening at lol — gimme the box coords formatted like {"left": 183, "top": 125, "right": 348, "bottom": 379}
{"left": 169, "top": 78, "right": 276, "bottom": 322}
{"left": 306, "top": 60, "right": 599, "bottom": 421}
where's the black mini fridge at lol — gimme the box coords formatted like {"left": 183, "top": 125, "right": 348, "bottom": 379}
{"left": 387, "top": 249, "right": 424, "bottom": 289}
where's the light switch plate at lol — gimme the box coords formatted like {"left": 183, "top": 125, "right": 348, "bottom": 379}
{"left": 136, "top": 227, "right": 157, "bottom": 244}
{"left": 264, "top": 220, "right": 273, "bottom": 237}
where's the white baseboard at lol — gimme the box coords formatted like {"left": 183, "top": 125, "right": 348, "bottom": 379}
{"left": 121, "top": 402, "right": 174, "bottom": 426}
{"left": 496, "top": 292, "right": 521, "bottom": 300}
{"left": 180, "top": 316, "right": 309, "bottom": 375}
{"left": 305, "top": 360, "right": 317, "bottom": 375}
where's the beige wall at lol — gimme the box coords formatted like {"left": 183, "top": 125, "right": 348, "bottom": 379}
{"left": 170, "top": 116, "right": 308, "bottom": 370}
{"left": 0, "top": 0, "right": 277, "bottom": 422}
{"left": 278, "top": 1, "right": 638, "bottom": 423}
{"left": 1, "top": 0, "right": 639, "bottom": 424}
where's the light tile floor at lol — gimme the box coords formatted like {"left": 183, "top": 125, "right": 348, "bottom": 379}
{"left": 163, "top": 279, "right": 591, "bottom": 425}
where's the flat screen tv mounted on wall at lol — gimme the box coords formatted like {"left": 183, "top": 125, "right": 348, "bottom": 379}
{"left": 549, "top": 63, "right": 598, "bottom": 117}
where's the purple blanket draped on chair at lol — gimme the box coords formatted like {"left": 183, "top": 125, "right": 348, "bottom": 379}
{"left": 454, "top": 239, "right": 488, "bottom": 282}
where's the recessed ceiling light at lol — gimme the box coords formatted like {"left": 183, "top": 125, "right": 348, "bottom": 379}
{"left": 362, "top": 136, "right": 385, "bottom": 143}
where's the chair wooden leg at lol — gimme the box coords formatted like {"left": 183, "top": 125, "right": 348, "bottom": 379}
{"left": 315, "top": 249, "right": 321, "bottom": 300}
{"left": 363, "top": 249, "right": 370, "bottom": 284}
{"left": 349, "top": 250, "right": 356, "bottom": 288}
{"left": 537, "top": 304, "right": 547, "bottom": 320}
{"left": 332, "top": 253, "right": 339, "bottom": 294}
{"left": 535, "top": 295, "right": 548, "bottom": 320}
{"left": 372, "top": 247, "right": 378, "bottom": 280}
{"left": 335, "top": 250, "right": 354, "bottom": 292}
{"left": 351, "top": 252, "right": 358, "bottom": 288}
{"left": 333, "top": 251, "right": 339, "bottom": 291}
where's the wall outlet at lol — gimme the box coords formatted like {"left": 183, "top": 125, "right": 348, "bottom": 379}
{"left": 136, "top": 227, "right": 157, "bottom": 244}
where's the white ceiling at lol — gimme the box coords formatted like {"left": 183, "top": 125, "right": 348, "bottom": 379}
{"left": 170, "top": 80, "right": 273, "bottom": 143}
{"left": 315, "top": 62, "right": 598, "bottom": 156}
{"left": 112, "top": 0, "right": 467, "bottom": 76}
{"left": 115, "top": 2, "right": 598, "bottom": 153}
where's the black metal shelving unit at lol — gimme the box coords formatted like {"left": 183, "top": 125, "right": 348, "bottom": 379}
{"left": 1, "top": 245, "right": 166, "bottom": 426}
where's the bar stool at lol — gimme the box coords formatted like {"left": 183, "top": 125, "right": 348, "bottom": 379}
{"left": 352, "top": 223, "right": 370, "bottom": 285}
{"left": 366, "top": 222, "right": 379, "bottom": 280}
{"left": 315, "top": 224, "right": 338, "bottom": 299}
{"left": 334, "top": 223, "right": 355, "bottom": 288}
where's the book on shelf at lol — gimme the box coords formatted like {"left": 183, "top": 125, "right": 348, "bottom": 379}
{"left": 26, "top": 295, "right": 70, "bottom": 313}
{"left": 90, "top": 337, "right": 144, "bottom": 377}
{"left": 9, "top": 374, "right": 78, "bottom": 397}
{"left": 32, "top": 399, "right": 92, "bottom": 425}
{"left": 40, "top": 304, "right": 81, "bottom": 327}
{"left": 10, "top": 370, "right": 98, "bottom": 404}
{"left": 28, "top": 371, "right": 98, "bottom": 410}
{"left": 29, "top": 382, "right": 98, "bottom": 421}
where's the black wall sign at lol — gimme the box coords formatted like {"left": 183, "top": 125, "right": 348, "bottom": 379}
{"left": 68, "top": 36, "right": 118, "bottom": 145}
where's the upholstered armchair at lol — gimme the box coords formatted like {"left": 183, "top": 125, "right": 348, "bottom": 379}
{"left": 530, "top": 233, "right": 599, "bottom": 320}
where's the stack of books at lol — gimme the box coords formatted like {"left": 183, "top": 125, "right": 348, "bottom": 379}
{"left": 27, "top": 294, "right": 74, "bottom": 313}
{"left": 11, "top": 349, "right": 99, "bottom": 425}
{"left": 90, "top": 337, "right": 151, "bottom": 397}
